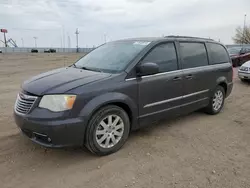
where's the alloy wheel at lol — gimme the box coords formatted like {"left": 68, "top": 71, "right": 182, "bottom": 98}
{"left": 212, "top": 90, "right": 223, "bottom": 111}
{"left": 95, "top": 115, "right": 124, "bottom": 149}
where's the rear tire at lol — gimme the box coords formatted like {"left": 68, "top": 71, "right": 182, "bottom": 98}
{"left": 85, "top": 105, "right": 130, "bottom": 156}
{"left": 205, "top": 86, "right": 225, "bottom": 115}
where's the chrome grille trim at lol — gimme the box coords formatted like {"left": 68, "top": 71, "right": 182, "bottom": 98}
{"left": 14, "top": 93, "right": 38, "bottom": 115}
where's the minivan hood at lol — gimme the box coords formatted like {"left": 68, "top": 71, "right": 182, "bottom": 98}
{"left": 22, "top": 67, "right": 111, "bottom": 95}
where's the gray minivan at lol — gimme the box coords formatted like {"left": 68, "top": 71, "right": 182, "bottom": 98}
{"left": 14, "top": 36, "right": 233, "bottom": 155}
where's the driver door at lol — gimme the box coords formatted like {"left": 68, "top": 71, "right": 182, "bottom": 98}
{"left": 138, "top": 42, "right": 184, "bottom": 126}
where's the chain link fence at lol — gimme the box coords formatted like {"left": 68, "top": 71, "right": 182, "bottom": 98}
{"left": 0, "top": 47, "right": 94, "bottom": 53}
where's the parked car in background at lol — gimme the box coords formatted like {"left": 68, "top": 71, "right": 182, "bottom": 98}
{"left": 44, "top": 48, "right": 56, "bottom": 53}
{"left": 0, "top": 49, "right": 2, "bottom": 53}
{"left": 31, "top": 49, "right": 38, "bottom": 53}
{"left": 227, "top": 47, "right": 241, "bottom": 67}
{"left": 239, "top": 48, "right": 250, "bottom": 64}
{"left": 238, "top": 60, "right": 250, "bottom": 82}
{"left": 14, "top": 36, "right": 233, "bottom": 155}
{"left": 227, "top": 47, "right": 250, "bottom": 67}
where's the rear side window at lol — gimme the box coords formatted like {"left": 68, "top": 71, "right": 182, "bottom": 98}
{"left": 179, "top": 42, "right": 208, "bottom": 69}
{"left": 207, "top": 43, "right": 230, "bottom": 64}
{"left": 141, "top": 42, "right": 178, "bottom": 73}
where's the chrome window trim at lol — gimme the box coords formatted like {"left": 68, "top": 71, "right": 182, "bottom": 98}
{"left": 144, "top": 89, "right": 209, "bottom": 108}
{"left": 125, "top": 63, "right": 231, "bottom": 81}
{"left": 180, "top": 63, "right": 230, "bottom": 72}
{"left": 141, "top": 70, "right": 182, "bottom": 79}
{"left": 125, "top": 78, "right": 137, "bottom": 81}
{"left": 125, "top": 70, "right": 182, "bottom": 81}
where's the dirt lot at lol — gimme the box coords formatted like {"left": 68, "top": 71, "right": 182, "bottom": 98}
{"left": 0, "top": 53, "right": 250, "bottom": 188}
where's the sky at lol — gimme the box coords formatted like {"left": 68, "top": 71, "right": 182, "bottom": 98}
{"left": 0, "top": 0, "right": 249, "bottom": 48}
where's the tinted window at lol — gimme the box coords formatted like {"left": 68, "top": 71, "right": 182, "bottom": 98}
{"left": 141, "top": 43, "right": 178, "bottom": 72}
{"left": 207, "top": 43, "right": 230, "bottom": 64}
{"left": 180, "top": 42, "right": 208, "bottom": 69}
{"left": 75, "top": 41, "right": 150, "bottom": 73}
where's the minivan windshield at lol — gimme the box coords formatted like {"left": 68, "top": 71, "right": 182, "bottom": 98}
{"left": 74, "top": 41, "right": 151, "bottom": 73}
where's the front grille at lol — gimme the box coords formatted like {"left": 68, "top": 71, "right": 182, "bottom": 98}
{"left": 15, "top": 93, "right": 37, "bottom": 114}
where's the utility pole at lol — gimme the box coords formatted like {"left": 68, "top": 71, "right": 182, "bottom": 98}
{"left": 242, "top": 14, "right": 247, "bottom": 45}
{"left": 104, "top": 34, "right": 107, "bottom": 43}
{"left": 62, "top": 25, "right": 65, "bottom": 52}
{"left": 67, "top": 33, "right": 71, "bottom": 48}
{"left": 21, "top": 38, "right": 24, "bottom": 47}
{"left": 60, "top": 37, "right": 63, "bottom": 48}
{"left": 33, "top": 37, "right": 37, "bottom": 48}
{"left": 75, "top": 28, "right": 79, "bottom": 52}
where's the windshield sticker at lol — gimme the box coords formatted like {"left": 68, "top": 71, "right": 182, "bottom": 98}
{"left": 133, "top": 41, "right": 151, "bottom": 46}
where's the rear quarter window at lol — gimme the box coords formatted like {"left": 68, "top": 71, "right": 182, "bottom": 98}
{"left": 207, "top": 43, "right": 230, "bottom": 64}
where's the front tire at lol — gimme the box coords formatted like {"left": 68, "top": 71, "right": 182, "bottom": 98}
{"left": 205, "top": 86, "right": 225, "bottom": 115}
{"left": 85, "top": 105, "right": 130, "bottom": 156}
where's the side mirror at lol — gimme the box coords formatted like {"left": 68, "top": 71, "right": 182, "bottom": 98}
{"left": 137, "top": 62, "right": 159, "bottom": 76}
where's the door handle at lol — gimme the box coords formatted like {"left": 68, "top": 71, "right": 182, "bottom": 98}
{"left": 173, "top": 76, "right": 182, "bottom": 81}
{"left": 186, "top": 74, "right": 193, "bottom": 79}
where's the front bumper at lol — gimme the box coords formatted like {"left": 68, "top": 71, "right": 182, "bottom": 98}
{"left": 238, "top": 71, "right": 250, "bottom": 80}
{"left": 14, "top": 112, "right": 85, "bottom": 148}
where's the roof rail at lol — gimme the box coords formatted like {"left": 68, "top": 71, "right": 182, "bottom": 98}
{"left": 165, "top": 35, "right": 214, "bottom": 41}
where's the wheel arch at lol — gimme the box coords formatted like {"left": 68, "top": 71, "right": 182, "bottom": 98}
{"left": 216, "top": 77, "right": 228, "bottom": 95}
{"left": 79, "top": 92, "right": 138, "bottom": 131}
{"left": 218, "top": 82, "right": 227, "bottom": 94}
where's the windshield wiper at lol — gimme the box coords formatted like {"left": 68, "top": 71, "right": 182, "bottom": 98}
{"left": 81, "top": 66, "right": 103, "bottom": 73}
{"left": 71, "top": 64, "right": 77, "bottom": 68}
{"left": 72, "top": 64, "right": 103, "bottom": 72}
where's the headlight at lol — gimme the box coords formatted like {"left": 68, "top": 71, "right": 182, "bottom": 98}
{"left": 39, "top": 95, "right": 76, "bottom": 112}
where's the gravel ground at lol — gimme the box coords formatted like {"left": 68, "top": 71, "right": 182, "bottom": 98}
{"left": 0, "top": 53, "right": 250, "bottom": 188}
